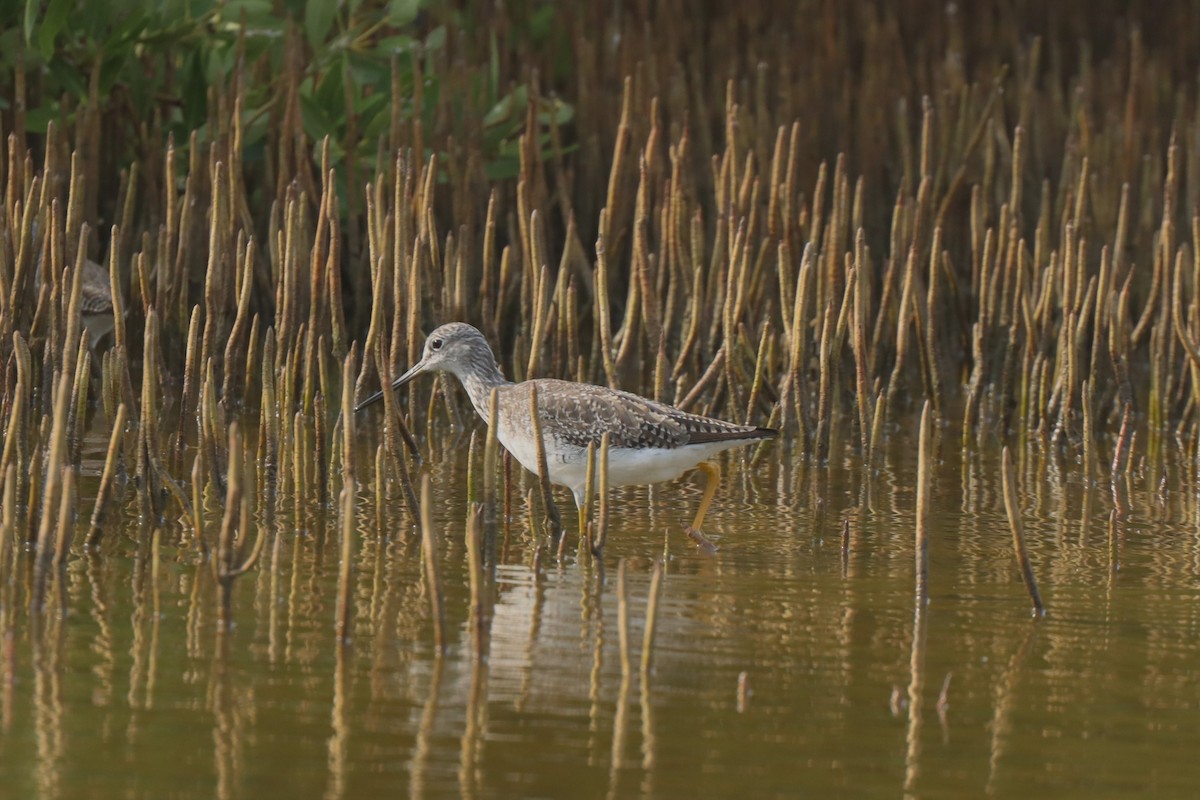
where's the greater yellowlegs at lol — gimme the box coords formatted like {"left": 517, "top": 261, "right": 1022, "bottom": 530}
{"left": 32, "top": 221, "right": 115, "bottom": 345}
{"left": 76, "top": 258, "right": 116, "bottom": 344}
{"left": 357, "top": 322, "right": 777, "bottom": 539}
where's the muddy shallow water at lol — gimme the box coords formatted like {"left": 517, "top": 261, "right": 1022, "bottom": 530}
{"left": 2, "top": 412, "right": 1199, "bottom": 798}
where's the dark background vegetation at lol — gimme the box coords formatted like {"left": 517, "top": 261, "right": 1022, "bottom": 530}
{"left": 3, "top": 0, "right": 1198, "bottom": 277}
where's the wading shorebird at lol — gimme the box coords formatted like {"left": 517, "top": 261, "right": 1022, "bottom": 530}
{"left": 356, "top": 322, "right": 777, "bottom": 543}
{"left": 74, "top": 258, "right": 116, "bottom": 345}
{"left": 31, "top": 222, "right": 116, "bottom": 346}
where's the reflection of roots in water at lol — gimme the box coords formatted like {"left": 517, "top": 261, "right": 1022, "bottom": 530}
{"left": 986, "top": 625, "right": 1039, "bottom": 796}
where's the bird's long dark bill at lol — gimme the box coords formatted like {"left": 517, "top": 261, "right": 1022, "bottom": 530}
{"left": 353, "top": 361, "right": 424, "bottom": 412}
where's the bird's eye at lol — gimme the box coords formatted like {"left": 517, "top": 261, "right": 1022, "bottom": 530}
{"left": 430, "top": 338, "right": 444, "bottom": 351}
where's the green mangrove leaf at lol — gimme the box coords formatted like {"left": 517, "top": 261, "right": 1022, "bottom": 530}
{"left": 488, "top": 29, "right": 499, "bottom": 102}
{"left": 315, "top": 66, "right": 345, "bottom": 119}
{"left": 37, "top": 0, "right": 72, "bottom": 61}
{"left": 528, "top": 3, "right": 555, "bottom": 43}
{"left": 346, "top": 49, "right": 392, "bottom": 85}
{"left": 356, "top": 91, "right": 389, "bottom": 137}
{"left": 376, "top": 34, "right": 417, "bottom": 55}
{"left": 538, "top": 97, "right": 573, "bottom": 126}
{"left": 102, "top": 7, "right": 150, "bottom": 52}
{"left": 305, "top": 0, "right": 337, "bottom": 47}
{"left": 45, "top": 57, "right": 88, "bottom": 97}
{"left": 23, "top": 104, "right": 67, "bottom": 132}
{"left": 484, "top": 154, "right": 520, "bottom": 181}
{"left": 424, "top": 24, "right": 445, "bottom": 50}
{"left": 389, "top": 0, "right": 421, "bottom": 27}
{"left": 22, "top": 0, "right": 36, "bottom": 45}
{"left": 300, "top": 92, "right": 336, "bottom": 142}
{"left": 182, "top": 51, "right": 210, "bottom": 129}
{"left": 483, "top": 86, "right": 526, "bottom": 129}
{"left": 221, "top": 0, "right": 276, "bottom": 14}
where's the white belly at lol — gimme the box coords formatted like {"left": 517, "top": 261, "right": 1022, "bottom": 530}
{"left": 496, "top": 424, "right": 738, "bottom": 495}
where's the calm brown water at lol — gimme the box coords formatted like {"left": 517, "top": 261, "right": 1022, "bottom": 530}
{"left": 3, "top": 415, "right": 1200, "bottom": 798}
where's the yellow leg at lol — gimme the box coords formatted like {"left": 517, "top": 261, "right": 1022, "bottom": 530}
{"left": 577, "top": 503, "right": 588, "bottom": 539}
{"left": 685, "top": 462, "right": 721, "bottom": 550}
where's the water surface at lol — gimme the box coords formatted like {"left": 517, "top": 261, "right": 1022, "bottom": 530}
{"left": 2, "top": 415, "right": 1200, "bottom": 798}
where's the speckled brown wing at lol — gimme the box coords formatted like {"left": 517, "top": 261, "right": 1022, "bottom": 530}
{"left": 524, "top": 379, "right": 775, "bottom": 450}
{"left": 654, "top": 399, "right": 778, "bottom": 445}
{"left": 79, "top": 259, "right": 113, "bottom": 314}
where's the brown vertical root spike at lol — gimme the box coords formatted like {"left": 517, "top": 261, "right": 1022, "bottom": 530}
{"left": 591, "top": 433, "right": 611, "bottom": 557}
{"left": 677, "top": 344, "right": 726, "bottom": 413}
{"left": 914, "top": 402, "right": 932, "bottom": 602}
{"left": 1001, "top": 446, "right": 1046, "bottom": 616}
{"left": 215, "top": 423, "right": 247, "bottom": 628}
{"left": 525, "top": 244, "right": 550, "bottom": 379}
{"left": 85, "top": 404, "right": 128, "bottom": 548}
{"left": 142, "top": 311, "right": 197, "bottom": 523}
{"left": 923, "top": 236, "right": 946, "bottom": 415}
{"left": 869, "top": 380, "right": 887, "bottom": 463}
{"left": 633, "top": 157, "right": 661, "bottom": 348}
{"left": 0, "top": 355, "right": 27, "bottom": 493}
{"left": 0, "top": 465, "right": 15, "bottom": 572}
{"left": 594, "top": 230, "right": 617, "bottom": 387}
{"left": 221, "top": 236, "right": 256, "bottom": 408}
{"left": 243, "top": 314, "right": 262, "bottom": 404}
{"left": 652, "top": 330, "right": 667, "bottom": 404}
{"left": 314, "top": 389, "right": 329, "bottom": 507}
{"left": 293, "top": 411, "right": 306, "bottom": 525}
{"left": 582, "top": 440, "right": 597, "bottom": 549}
{"left": 466, "top": 503, "right": 487, "bottom": 661}
{"left": 555, "top": 510, "right": 570, "bottom": 560}
{"left": 51, "top": 467, "right": 75, "bottom": 569}
{"left": 340, "top": 345, "right": 357, "bottom": 484}
{"left": 355, "top": 248, "right": 387, "bottom": 405}
{"left": 850, "top": 249, "right": 873, "bottom": 465}
{"left": 1111, "top": 403, "right": 1134, "bottom": 480}
{"left": 32, "top": 465, "right": 71, "bottom": 610}
{"left": 528, "top": 384, "right": 562, "bottom": 536}
{"left": 373, "top": 444, "right": 387, "bottom": 536}
{"left": 465, "top": 431, "right": 479, "bottom": 505}
{"left": 736, "top": 671, "right": 751, "bottom": 714}
{"left": 200, "top": 355, "right": 226, "bottom": 496}
{"left": 43, "top": 202, "right": 62, "bottom": 376}
{"left": 375, "top": 333, "right": 422, "bottom": 504}
{"left": 61, "top": 223, "right": 88, "bottom": 391}
{"left": 25, "top": 421, "right": 45, "bottom": 549}
{"left": 603, "top": 78, "right": 633, "bottom": 258}
{"left": 483, "top": 389, "right": 500, "bottom": 529}
{"left": 886, "top": 238, "right": 922, "bottom": 417}
{"left": 671, "top": 212, "right": 706, "bottom": 383}
{"left": 202, "top": 160, "right": 229, "bottom": 369}
{"left": 814, "top": 300, "right": 836, "bottom": 462}
{"left": 335, "top": 480, "right": 355, "bottom": 644}
{"left": 524, "top": 488, "right": 539, "bottom": 539}
{"left": 744, "top": 321, "right": 770, "bottom": 425}
{"left": 190, "top": 454, "right": 207, "bottom": 559}
{"left": 174, "top": 307, "right": 202, "bottom": 474}
{"left": 34, "top": 374, "right": 72, "bottom": 571}
{"left": 1081, "top": 379, "right": 1095, "bottom": 484}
